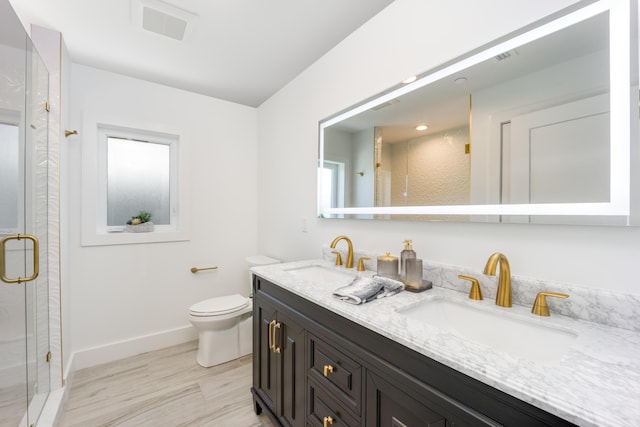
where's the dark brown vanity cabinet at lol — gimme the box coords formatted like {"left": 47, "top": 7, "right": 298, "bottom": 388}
{"left": 251, "top": 275, "right": 577, "bottom": 427}
{"left": 253, "top": 291, "right": 306, "bottom": 427}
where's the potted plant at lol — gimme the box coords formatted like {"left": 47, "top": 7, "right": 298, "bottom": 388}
{"left": 125, "top": 211, "right": 154, "bottom": 232}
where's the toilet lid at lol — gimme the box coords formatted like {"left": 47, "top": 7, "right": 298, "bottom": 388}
{"left": 189, "top": 294, "right": 250, "bottom": 315}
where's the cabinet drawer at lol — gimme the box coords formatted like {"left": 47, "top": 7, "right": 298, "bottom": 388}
{"left": 308, "top": 333, "right": 362, "bottom": 415}
{"left": 308, "top": 378, "right": 360, "bottom": 427}
{"left": 366, "top": 371, "right": 446, "bottom": 427}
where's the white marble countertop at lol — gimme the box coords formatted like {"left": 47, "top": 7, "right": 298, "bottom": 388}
{"left": 252, "top": 259, "right": 640, "bottom": 427}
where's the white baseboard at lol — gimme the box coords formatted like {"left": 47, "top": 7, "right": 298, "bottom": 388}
{"left": 36, "top": 387, "right": 66, "bottom": 427}
{"left": 71, "top": 325, "right": 197, "bottom": 371}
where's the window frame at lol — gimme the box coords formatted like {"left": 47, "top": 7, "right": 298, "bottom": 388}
{"left": 98, "top": 125, "right": 178, "bottom": 232}
{"left": 81, "top": 112, "right": 190, "bottom": 246}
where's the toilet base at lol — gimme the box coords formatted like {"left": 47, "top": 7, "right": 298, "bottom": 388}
{"left": 192, "top": 311, "right": 253, "bottom": 368}
{"left": 239, "top": 315, "right": 253, "bottom": 358}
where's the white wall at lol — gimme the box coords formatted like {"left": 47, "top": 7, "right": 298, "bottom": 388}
{"left": 256, "top": 0, "right": 640, "bottom": 295}
{"left": 324, "top": 127, "right": 354, "bottom": 206}
{"left": 352, "top": 128, "right": 374, "bottom": 208}
{"left": 68, "top": 65, "right": 258, "bottom": 366}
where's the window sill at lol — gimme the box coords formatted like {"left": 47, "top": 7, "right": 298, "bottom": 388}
{"left": 81, "top": 228, "right": 189, "bottom": 247}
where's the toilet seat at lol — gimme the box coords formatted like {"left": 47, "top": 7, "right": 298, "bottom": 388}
{"left": 189, "top": 294, "right": 250, "bottom": 317}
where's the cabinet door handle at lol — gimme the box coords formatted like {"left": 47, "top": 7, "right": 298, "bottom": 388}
{"left": 323, "top": 364, "right": 334, "bottom": 377}
{"left": 272, "top": 322, "right": 281, "bottom": 353}
{"left": 323, "top": 416, "right": 334, "bottom": 427}
{"left": 268, "top": 320, "right": 276, "bottom": 351}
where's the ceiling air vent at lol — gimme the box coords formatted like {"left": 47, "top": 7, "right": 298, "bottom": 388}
{"left": 131, "top": 0, "right": 198, "bottom": 41}
{"left": 494, "top": 49, "right": 519, "bottom": 62}
{"left": 143, "top": 7, "right": 187, "bottom": 40}
{"left": 371, "top": 99, "right": 400, "bottom": 111}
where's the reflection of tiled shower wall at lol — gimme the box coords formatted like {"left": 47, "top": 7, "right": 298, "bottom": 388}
{"left": 407, "top": 126, "right": 470, "bottom": 205}
{"left": 378, "top": 126, "right": 470, "bottom": 212}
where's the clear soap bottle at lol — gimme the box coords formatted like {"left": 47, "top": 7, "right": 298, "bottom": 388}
{"left": 400, "top": 239, "right": 416, "bottom": 283}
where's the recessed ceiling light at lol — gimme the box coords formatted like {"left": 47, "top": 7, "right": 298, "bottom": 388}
{"left": 402, "top": 76, "right": 417, "bottom": 84}
{"left": 454, "top": 77, "right": 467, "bottom": 84}
{"left": 416, "top": 124, "right": 428, "bottom": 131}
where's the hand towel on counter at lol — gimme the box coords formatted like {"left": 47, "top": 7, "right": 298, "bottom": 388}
{"left": 333, "top": 275, "right": 405, "bottom": 305}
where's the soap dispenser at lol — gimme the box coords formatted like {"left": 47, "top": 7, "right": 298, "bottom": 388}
{"left": 400, "top": 240, "right": 416, "bottom": 283}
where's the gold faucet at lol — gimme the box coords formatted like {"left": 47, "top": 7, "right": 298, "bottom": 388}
{"left": 483, "top": 252, "right": 512, "bottom": 307}
{"left": 330, "top": 235, "right": 354, "bottom": 268}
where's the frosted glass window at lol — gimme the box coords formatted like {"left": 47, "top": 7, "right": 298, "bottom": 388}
{"left": 107, "top": 137, "right": 170, "bottom": 226}
{"left": 0, "top": 123, "right": 19, "bottom": 232}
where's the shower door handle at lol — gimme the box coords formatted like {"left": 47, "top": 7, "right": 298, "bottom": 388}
{"left": 0, "top": 234, "right": 39, "bottom": 284}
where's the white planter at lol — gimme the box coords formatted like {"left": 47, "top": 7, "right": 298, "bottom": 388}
{"left": 125, "top": 222, "right": 154, "bottom": 233}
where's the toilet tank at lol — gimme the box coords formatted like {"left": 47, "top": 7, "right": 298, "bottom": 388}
{"left": 246, "top": 255, "right": 280, "bottom": 294}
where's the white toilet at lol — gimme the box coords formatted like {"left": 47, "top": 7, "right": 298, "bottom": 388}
{"left": 188, "top": 255, "right": 280, "bottom": 367}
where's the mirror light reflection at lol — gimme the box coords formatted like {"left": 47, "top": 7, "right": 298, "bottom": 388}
{"left": 319, "top": 0, "right": 635, "bottom": 224}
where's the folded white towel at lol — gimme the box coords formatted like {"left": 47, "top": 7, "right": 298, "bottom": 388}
{"left": 333, "top": 275, "right": 404, "bottom": 305}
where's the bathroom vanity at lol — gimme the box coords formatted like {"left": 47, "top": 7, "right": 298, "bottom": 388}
{"left": 250, "top": 260, "right": 640, "bottom": 427}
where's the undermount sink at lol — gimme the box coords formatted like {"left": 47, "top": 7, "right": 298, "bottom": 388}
{"left": 398, "top": 297, "right": 578, "bottom": 364}
{"left": 285, "top": 265, "right": 356, "bottom": 286}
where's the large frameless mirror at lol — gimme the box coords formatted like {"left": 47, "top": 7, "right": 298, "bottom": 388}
{"left": 318, "top": 0, "right": 638, "bottom": 225}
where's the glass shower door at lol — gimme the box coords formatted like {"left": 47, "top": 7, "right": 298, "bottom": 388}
{"left": 0, "top": 1, "right": 51, "bottom": 424}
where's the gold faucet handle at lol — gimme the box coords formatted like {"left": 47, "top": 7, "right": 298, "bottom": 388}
{"left": 458, "top": 275, "right": 483, "bottom": 300}
{"left": 357, "top": 257, "right": 370, "bottom": 271}
{"left": 331, "top": 251, "right": 343, "bottom": 266}
{"left": 531, "top": 291, "right": 569, "bottom": 317}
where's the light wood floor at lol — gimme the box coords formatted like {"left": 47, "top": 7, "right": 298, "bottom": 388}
{"left": 57, "top": 341, "right": 275, "bottom": 427}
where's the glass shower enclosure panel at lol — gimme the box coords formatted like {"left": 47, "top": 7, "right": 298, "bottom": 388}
{"left": 0, "top": 0, "right": 51, "bottom": 425}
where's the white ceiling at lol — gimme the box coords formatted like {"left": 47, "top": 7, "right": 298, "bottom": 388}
{"left": 8, "top": 0, "right": 395, "bottom": 107}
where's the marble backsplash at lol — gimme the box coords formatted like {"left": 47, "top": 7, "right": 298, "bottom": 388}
{"left": 322, "top": 247, "right": 640, "bottom": 333}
